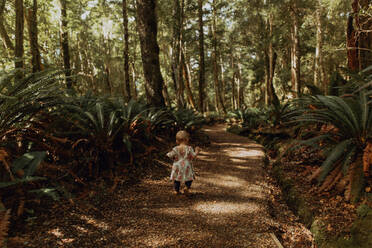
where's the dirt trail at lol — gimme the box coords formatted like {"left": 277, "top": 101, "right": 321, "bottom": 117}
{"left": 21, "top": 124, "right": 282, "bottom": 247}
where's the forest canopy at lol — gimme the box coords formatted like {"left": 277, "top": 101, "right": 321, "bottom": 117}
{"left": 1, "top": 0, "right": 370, "bottom": 111}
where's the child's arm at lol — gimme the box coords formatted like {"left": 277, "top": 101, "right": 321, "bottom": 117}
{"left": 189, "top": 146, "right": 200, "bottom": 159}
{"left": 167, "top": 148, "right": 178, "bottom": 160}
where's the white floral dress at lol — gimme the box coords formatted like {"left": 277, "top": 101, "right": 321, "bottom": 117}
{"left": 167, "top": 145, "right": 196, "bottom": 182}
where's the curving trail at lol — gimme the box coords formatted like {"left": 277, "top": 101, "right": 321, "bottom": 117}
{"left": 22, "top": 124, "right": 281, "bottom": 247}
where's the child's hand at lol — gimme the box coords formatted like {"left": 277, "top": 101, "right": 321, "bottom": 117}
{"left": 195, "top": 146, "right": 201, "bottom": 154}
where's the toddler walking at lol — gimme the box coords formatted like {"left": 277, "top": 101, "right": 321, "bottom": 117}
{"left": 167, "top": 130, "right": 200, "bottom": 195}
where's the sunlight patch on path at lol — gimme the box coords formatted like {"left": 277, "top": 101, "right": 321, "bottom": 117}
{"left": 199, "top": 175, "right": 246, "bottom": 188}
{"left": 223, "top": 148, "right": 265, "bottom": 158}
{"left": 157, "top": 207, "right": 190, "bottom": 216}
{"left": 194, "top": 201, "right": 260, "bottom": 215}
{"left": 79, "top": 215, "right": 110, "bottom": 231}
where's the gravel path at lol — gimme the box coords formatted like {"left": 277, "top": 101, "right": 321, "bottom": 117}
{"left": 20, "top": 124, "right": 281, "bottom": 247}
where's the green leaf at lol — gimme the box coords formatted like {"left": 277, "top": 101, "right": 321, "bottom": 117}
{"left": 29, "top": 188, "right": 60, "bottom": 201}
{"left": 0, "top": 176, "right": 46, "bottom": 189}
{"left": 318, "top": 139, "right": 353, "bottom": 183}
{"left": 11, "top": 151, "right": 46, "bottom": 177}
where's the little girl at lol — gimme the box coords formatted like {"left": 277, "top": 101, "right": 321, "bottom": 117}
{"left": 167, "top": 130, "right": 200, "bottom": 195}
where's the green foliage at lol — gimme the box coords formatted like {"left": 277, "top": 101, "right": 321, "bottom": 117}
{"left": 228, "top": 103, "right": 293, "bottom": 130}
{"left": 171, "top": 108, "right": 205, "bottom": 133}
{"left": 287, "top": 90, "right": 372, "bottom": 193}
{"left": 11, "top": 151, "right": 47, "bottom": 178}
{"left": 0, "top": 70, "right": 64, "bottom": 140}
{"left": 228, "top": 108, "right": 267, "bottom": 129}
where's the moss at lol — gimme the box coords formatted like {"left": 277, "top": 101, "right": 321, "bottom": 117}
{"left": 310, "top": 206, "right": 372, "bottom": 248}
{"left": 349, "top": 206, "right": 372, "bottom": 248}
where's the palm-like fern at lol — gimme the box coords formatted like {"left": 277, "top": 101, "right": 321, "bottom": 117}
{"left": 172, "top": 108, "right": 205, "bottom": 133}
{"left": 287, "top": 92, "right": 372, "bottom": 201}
{"left": 0, "top": 70, "right": 64, "bottom": 140}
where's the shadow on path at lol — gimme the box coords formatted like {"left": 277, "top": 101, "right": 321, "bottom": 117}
{"left": 23, "top": 124, "right": 279, "bottom": 248}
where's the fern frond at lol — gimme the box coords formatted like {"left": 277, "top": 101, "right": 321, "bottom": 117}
{"left": 318, "top": 139, "right": 353, "bottom": 183}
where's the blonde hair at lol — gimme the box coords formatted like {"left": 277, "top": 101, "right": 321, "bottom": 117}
{"left": 176, "top": 130, "right": 190, "bottom": 144}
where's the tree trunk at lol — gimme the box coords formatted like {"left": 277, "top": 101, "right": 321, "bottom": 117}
{"left": 220, "top": 56, "right": 226, "bottom": 110}
{"left": 314, "top": 0, "right": 326, "bottom": 92}
{"left": 59, "top": 0, "right": 72, "bottom": 88}
{"left": 15, "top": 0, "right": 24, "bottom": 79}
{"left": 0, "top": 0, "right": 14, "bottom": 52}
{"left": 130, "top": 61, "right": 138, "bottom": 99}
{"left": 237, "top": 60, "right": 244, "bottom": 108}
{"left": 230, "top": 52, "right": 237, "bottom": 110}
{"left": 347, "top": 0, "right": 372, "bottom": 72}
{"left": 25, "top": 0, "right": 42, "bottom": 72}
{"left": 290, "top": 2, "right": 301, "bottom": 98}
{"left": 211, "top": 0, "right": 226, "bottom": 113}
{"left": 136, "top": 0, "right": 165, "bottom": 107}
{"left": 123, "top": 0, "right": 131, "bottom": 101}
{"left": 265, "top": 14, "right": 279, "bottom": 106}
{"left": 181, "top": 48, "right": 196, "bottom": 109}
{"left": 197, "top": 0, "right": 205, "bottom": 113}
{"left": 172, "top": 0, "right": 185, "bottom": 108}
{"left": 162, "top": 79, "right": 171, "bottom": 106}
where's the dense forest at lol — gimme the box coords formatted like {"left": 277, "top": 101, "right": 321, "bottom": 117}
{"left": 1, "top": 0, "right": 370, "bottom": 108}
{"left": 0, "top": 0, "right": 372, "bottom": 247}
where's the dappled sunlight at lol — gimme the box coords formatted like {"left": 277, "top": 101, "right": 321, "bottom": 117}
{"left": 47, "top": 228, "right": 75, "bottom": 244}
{"left": 157, "top": 207, "right": 190, "bottom": 216}
{"left": 199, "top": 174, "right": 246, "bottom": 188}
{"left": 193, "top": 201, "right": 260, "bottom": 215}
{"left": 224, "top": 148, "right": 265, "bottom": 158}
{"left": 79, "top": 215, "right": 109, "bottom": 231}
{"left": 48, "top": 228, "right": 64, "bottom": 238}
{"left": 234, "top": 165, "right": 252, "bottom": 170}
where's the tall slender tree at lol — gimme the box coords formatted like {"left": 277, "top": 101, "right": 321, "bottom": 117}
{"left": 59, "top": 0, "right": 72, "bottom": 88}
{"left": 136, "top": 0, "right": 165, "bottom": 107}
{"left": 172, "top": 0, "right": 185, "bottom": 107}
{"left": 15, "top": 0, "right": 24, "bottom": 79}
{"left": 290, "top": 0, "right": 301, "bottom": 97}
{"left": 0, "top": 0, "right": 13, "bottom": 52}
{"left": 265, "top": 13, "right": 279, "bottom": 106}
{"left": 197, "top": 0, "right": 205, "bottom": 113}
{"left": 25, "top": 0, "right": 42, "bottom": 72}
{"left": 314, "top": 0, "right": 325, "bottom": 91}
{"left": 122, "top": 0, "right": 131, "bottom": 101}
{"left": 211, "top": 0, "right": 225, "bottom": 113}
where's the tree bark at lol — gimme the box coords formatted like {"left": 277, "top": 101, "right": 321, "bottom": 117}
{"left": 15, "top": 0, "right": 24, "bottom": 79}
{"left": 347, "top": 0, "right": 372, "bottom": 72}
{"left": 265, "top": 14, "right": 279, "bottom": 106}
{"left": 59, "top": 0, "right": 72, "bottom": 88}
{"left": 0, "top": 0, "right": 13, "bottom": 52}
{"left": 25, "top": 0, "right": 42, "bottom": 72}
{"left": 197, "top": 0, "right": 205, "bottom": 113}
{"left": 136, "top": 0, "right": 165, "bottom": 107}
{"left": 220, "top": 56, "right": 226, "bottom": 110}
{"left": 181, "top": 48, "right": 196, "bottom": 109}
{"left": 237, "top": 59, "right": 244, "bottom": 108}
{"left": 122, "top": 0, "right": 131, "bottom": 101}
{"left": 290, "top": 2, "right": 301, "bottom": 98}
{"left": 211, "top": 0, "right": 226, "bottom": 113}
{"left": 230, "top": 51, "right": 237, "bottom": 110}
{"left": 314, "top": 0, "right": 326, "bottom": 92}
{"left": 172, "top": 0, "right": 185, "bottom": 108}
{"left": 130, "top": 61, "right": 138, "bottom": 99}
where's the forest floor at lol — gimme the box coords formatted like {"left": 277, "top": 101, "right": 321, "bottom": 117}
{"left": 11, "top": 124, "right": 314, "bottom": 247}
